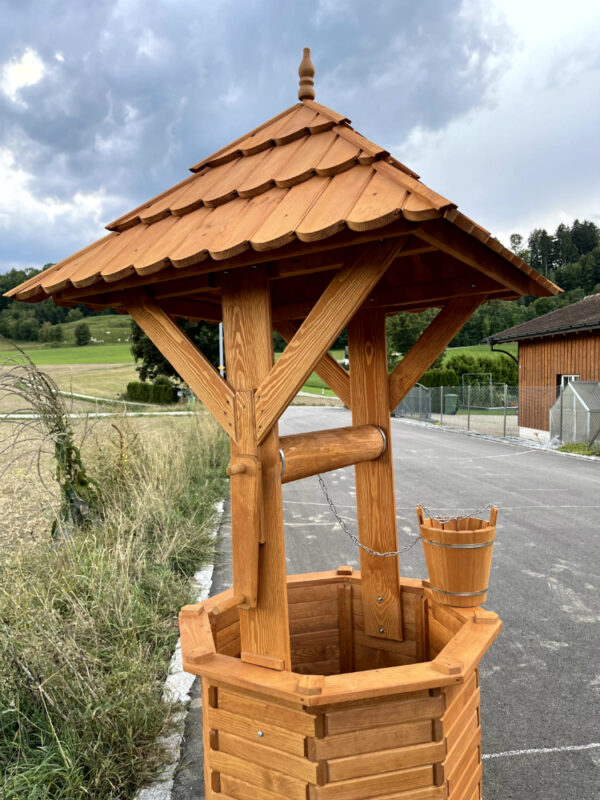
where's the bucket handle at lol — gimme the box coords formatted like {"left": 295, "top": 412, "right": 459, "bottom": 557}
{"left": 416, "top": 504, "right": 498, "bottom": 527}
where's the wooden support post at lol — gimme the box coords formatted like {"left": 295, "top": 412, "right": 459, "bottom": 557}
{"left": 275, "top": 320, "right": 352, "bottom": 408}
{"left": 222, "top": 265, "right": 291, "bottom": 670}
{"left": 388, "top": 297, "right": 482, "bottom": 411}
{"left": 348, "top": 308, "right": 403, "bottom": 640}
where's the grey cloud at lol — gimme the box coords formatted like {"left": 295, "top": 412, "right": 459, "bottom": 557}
{"left": 0, "top": 0, "right": 510, "bottom": 268}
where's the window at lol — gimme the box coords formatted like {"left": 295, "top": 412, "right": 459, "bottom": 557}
{"left": 557, "top": 374, "right": 579, "bottom": 395}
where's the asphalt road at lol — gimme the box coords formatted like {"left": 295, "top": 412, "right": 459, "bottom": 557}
{"left": 173, "top": 406, "right": 600, "bottom": 800}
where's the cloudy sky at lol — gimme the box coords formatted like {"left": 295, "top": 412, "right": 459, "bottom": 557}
{"left": 1, "top": 0, "right": 599, "bottom": 273}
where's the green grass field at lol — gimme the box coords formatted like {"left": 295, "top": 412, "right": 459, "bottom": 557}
{"left": 443, "top": 343, "right": 518, "bottom": 361}
{"left": 60, "top": 313, "right": 132, "bottom": 345}
{"left": 13, "top": 343, "right": 134, "bottom": 365}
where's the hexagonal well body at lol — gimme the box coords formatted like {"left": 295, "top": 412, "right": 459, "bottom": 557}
{"left": 180, "top": 570, "right": 501, "bottom": 800}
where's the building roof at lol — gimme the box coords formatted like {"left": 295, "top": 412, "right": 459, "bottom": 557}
{"left": 6, "top": 57, "right": 560, "bottom": 317}
{"left": 487, "top": 292, "right": 600, "bottom": 343}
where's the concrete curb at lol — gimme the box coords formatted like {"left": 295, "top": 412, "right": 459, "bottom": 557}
{"left": 134, "top": 500, "right": 224, "bottom": 800}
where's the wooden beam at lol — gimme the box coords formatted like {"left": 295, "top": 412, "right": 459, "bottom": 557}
{"left": 124, "top": 291, "right": 236, "bottom": 438}
{"left": 388, "top": 296, "right": 483, "bottom": 410}
{"left": 159, "top": 298, "right": 222, "bottom": 323}
{"left": 275, "top": 319, "right": 351, "bottom": 407}
{"left": 271, "top": 274, "right": 502, "bottom": 321}
{"left": 348, "top": 308, "right": 403, "bottom": 640}
{"left": 414, "top": 219, "right": 535, "bottom": 296}
{"left": 255, "top": 239, "right": 406, "bottom": 443}
{"left": 221, "top": 265, "right": 292, "bottom": 670}
{"left": 279, "top": 425, "right": 385, "bottom": 484}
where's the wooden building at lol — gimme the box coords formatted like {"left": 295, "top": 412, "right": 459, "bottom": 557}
{"left": 488, "top": 293, "right": 600, "bottom": 441}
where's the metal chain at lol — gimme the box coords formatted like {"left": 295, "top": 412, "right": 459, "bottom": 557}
{"left": 317, "top": 474, "right": 421, "bottom": 558}
{"left": 417, "top": 502, "right": 496, "bottom": 525}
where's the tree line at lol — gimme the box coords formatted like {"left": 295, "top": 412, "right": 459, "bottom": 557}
{"left": 0, "top": 267, "right": 110, "bottom": 343}
{"left": 3, "top": 217, "right": 598, "bottom": 378}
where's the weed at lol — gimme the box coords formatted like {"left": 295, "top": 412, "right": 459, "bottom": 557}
{"left": 0, "top": 414, "right": 228, "bottom": 799}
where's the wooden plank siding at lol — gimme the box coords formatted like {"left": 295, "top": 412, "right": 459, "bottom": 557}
{"left": 518, "top": 332, "right": 600, "bottom": 431}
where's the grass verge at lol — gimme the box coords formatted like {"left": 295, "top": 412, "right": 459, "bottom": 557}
{"left": 0, "top": 415, "right": 229, "bottom": 799}
{"left": 557, "top": 442, "right": 600, "bottom": 456}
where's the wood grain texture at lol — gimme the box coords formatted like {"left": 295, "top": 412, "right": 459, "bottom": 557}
{"left": 326, "top": 740, "right": 445, "bottom": 782}
{"left": 388, "top": 296, "right": 482, "bottom": 411}
{"left": 222, "top": 266, "right": 291, "bottom": 669}
{"left": 308, "top": 719, "right": 432, "bottom": 761}
{"left": 125, "top": 291, "right": 236, "bottom": 437}
{"left": 255, "top": 239, "right": 405, "bottom": 442}
{"left": 275, "top": 319, "right": 351, "bottom": 407}
{"left": 202, "top": 680, "right": 216, "bottom": 799}
{"left": 210, "top": 749, "right": 307, "bottom": 800}
{"left": 518, "top": 333, "right": 600, "bottom": 431}
{"left": 337, "top": 583, "right": 354, "bottom": 673}
{"left": 311, "top": 763, "right": 433, "bottom": 800}
{"left": 227, "top": 447, "right": 261, "bottom": 606}
{"left": 348, "top": 308, "right": 403, "bottom": 640}
{"left": 279, "top": 425, "right": 385, "bottom": 484}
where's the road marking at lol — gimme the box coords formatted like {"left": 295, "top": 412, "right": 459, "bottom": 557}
{"left": 483, "top": 743, "right": 600, "bottom": 760}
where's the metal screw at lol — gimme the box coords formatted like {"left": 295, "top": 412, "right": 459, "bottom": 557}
{"left": 257, "top": 731, "right": 264, "bottom": 738}
{"left": 377, "top": 596, "right": 383, "bottom": 603}
{"left": 379, "top": 627, "right": 385, "bottom": 634}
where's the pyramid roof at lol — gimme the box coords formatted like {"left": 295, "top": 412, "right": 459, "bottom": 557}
{"left": 6, "top": 95, "right": 560, "bottom": 315}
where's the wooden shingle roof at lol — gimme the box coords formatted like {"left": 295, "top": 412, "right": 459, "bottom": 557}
{"left": 7, "top": 91, "right": 560, "bottom": 314}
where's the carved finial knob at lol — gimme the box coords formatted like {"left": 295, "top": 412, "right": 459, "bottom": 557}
{"left": 298, "top": 47, "right": 315, "bottom": 101}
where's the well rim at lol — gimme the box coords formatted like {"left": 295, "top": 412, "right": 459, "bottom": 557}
{"left": 179, "top": 570, "right": 501, "bottom": 707}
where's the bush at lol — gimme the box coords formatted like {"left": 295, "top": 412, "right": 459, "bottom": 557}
{"left": 16, "top": 317, "right": 39, "bottom": 341}
{"left": 0, "top": 416, "right": 229, "bottom": 799}
{"left": 125, "top": 380, "right": 178, "bottom": 404}
{"left": 419, "top": 368, "right": 459, "bottom": 388}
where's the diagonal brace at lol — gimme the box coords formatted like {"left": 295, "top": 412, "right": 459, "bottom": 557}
{"left": 255, "top": 239, "right": 406, "bottom": 443}
{"left": 388, "top": 296, "right": 483, "bottom": 411}
{"left": 275, "top": 320, "right": 352, "bottom": 408}
{"left": 125, "top": 290, "right": 237, "bottom": 439}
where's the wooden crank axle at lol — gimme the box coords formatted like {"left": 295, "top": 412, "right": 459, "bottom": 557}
{"left": 278, "top": 424, "right": 386, "bottom": 484}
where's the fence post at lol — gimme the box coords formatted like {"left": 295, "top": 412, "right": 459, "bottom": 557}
{"left": 559, "top": 385, "right": 563, "bottom": 442}
{"left": 467, "top": 385, "right": 472, "bottom": 431}
{"left": 440, "top": 386, "right": 444, "bottom": 427}
{"left": 503, "top": 383, "right": 508, "bottom": 438}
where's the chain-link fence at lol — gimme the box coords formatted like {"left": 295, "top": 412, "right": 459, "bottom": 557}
{"left": 393, "top": 383, "right": 520, "bottom": 437}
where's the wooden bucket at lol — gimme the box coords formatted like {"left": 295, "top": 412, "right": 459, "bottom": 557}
{"left": 416, "top": 505, "right": 498, "bottom": 607}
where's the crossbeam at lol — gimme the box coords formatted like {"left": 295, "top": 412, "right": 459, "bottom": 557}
{"left": 275, "top": 320, "right": 351, "bottom": 407}
{"left": 279, "top": 425, "right": 385, "bottom": 483}
{"left": 255, "top": 238, "right": 407, "bottom": 443}
{"left": 125, "top": 291, "right": 236, "bottom": 438}
{"left": 388, "top": 296, "right": 483, "bottom": 410}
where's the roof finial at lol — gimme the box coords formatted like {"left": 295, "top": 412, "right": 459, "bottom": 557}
{"left": 298, "top": 47, "right": 315, "bottom": 101}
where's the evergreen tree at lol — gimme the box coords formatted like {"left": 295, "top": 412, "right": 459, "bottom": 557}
{"left": 75, "top": 322, "right": 91, "bottom": 346}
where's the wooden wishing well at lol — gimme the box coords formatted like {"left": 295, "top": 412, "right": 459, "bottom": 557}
{"left": 8, "top": 48, "right": 560, "bottom": 800}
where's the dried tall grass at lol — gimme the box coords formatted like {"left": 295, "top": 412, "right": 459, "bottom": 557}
{"left": 0, "top": 414, "right": 228, "bottom": 799}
